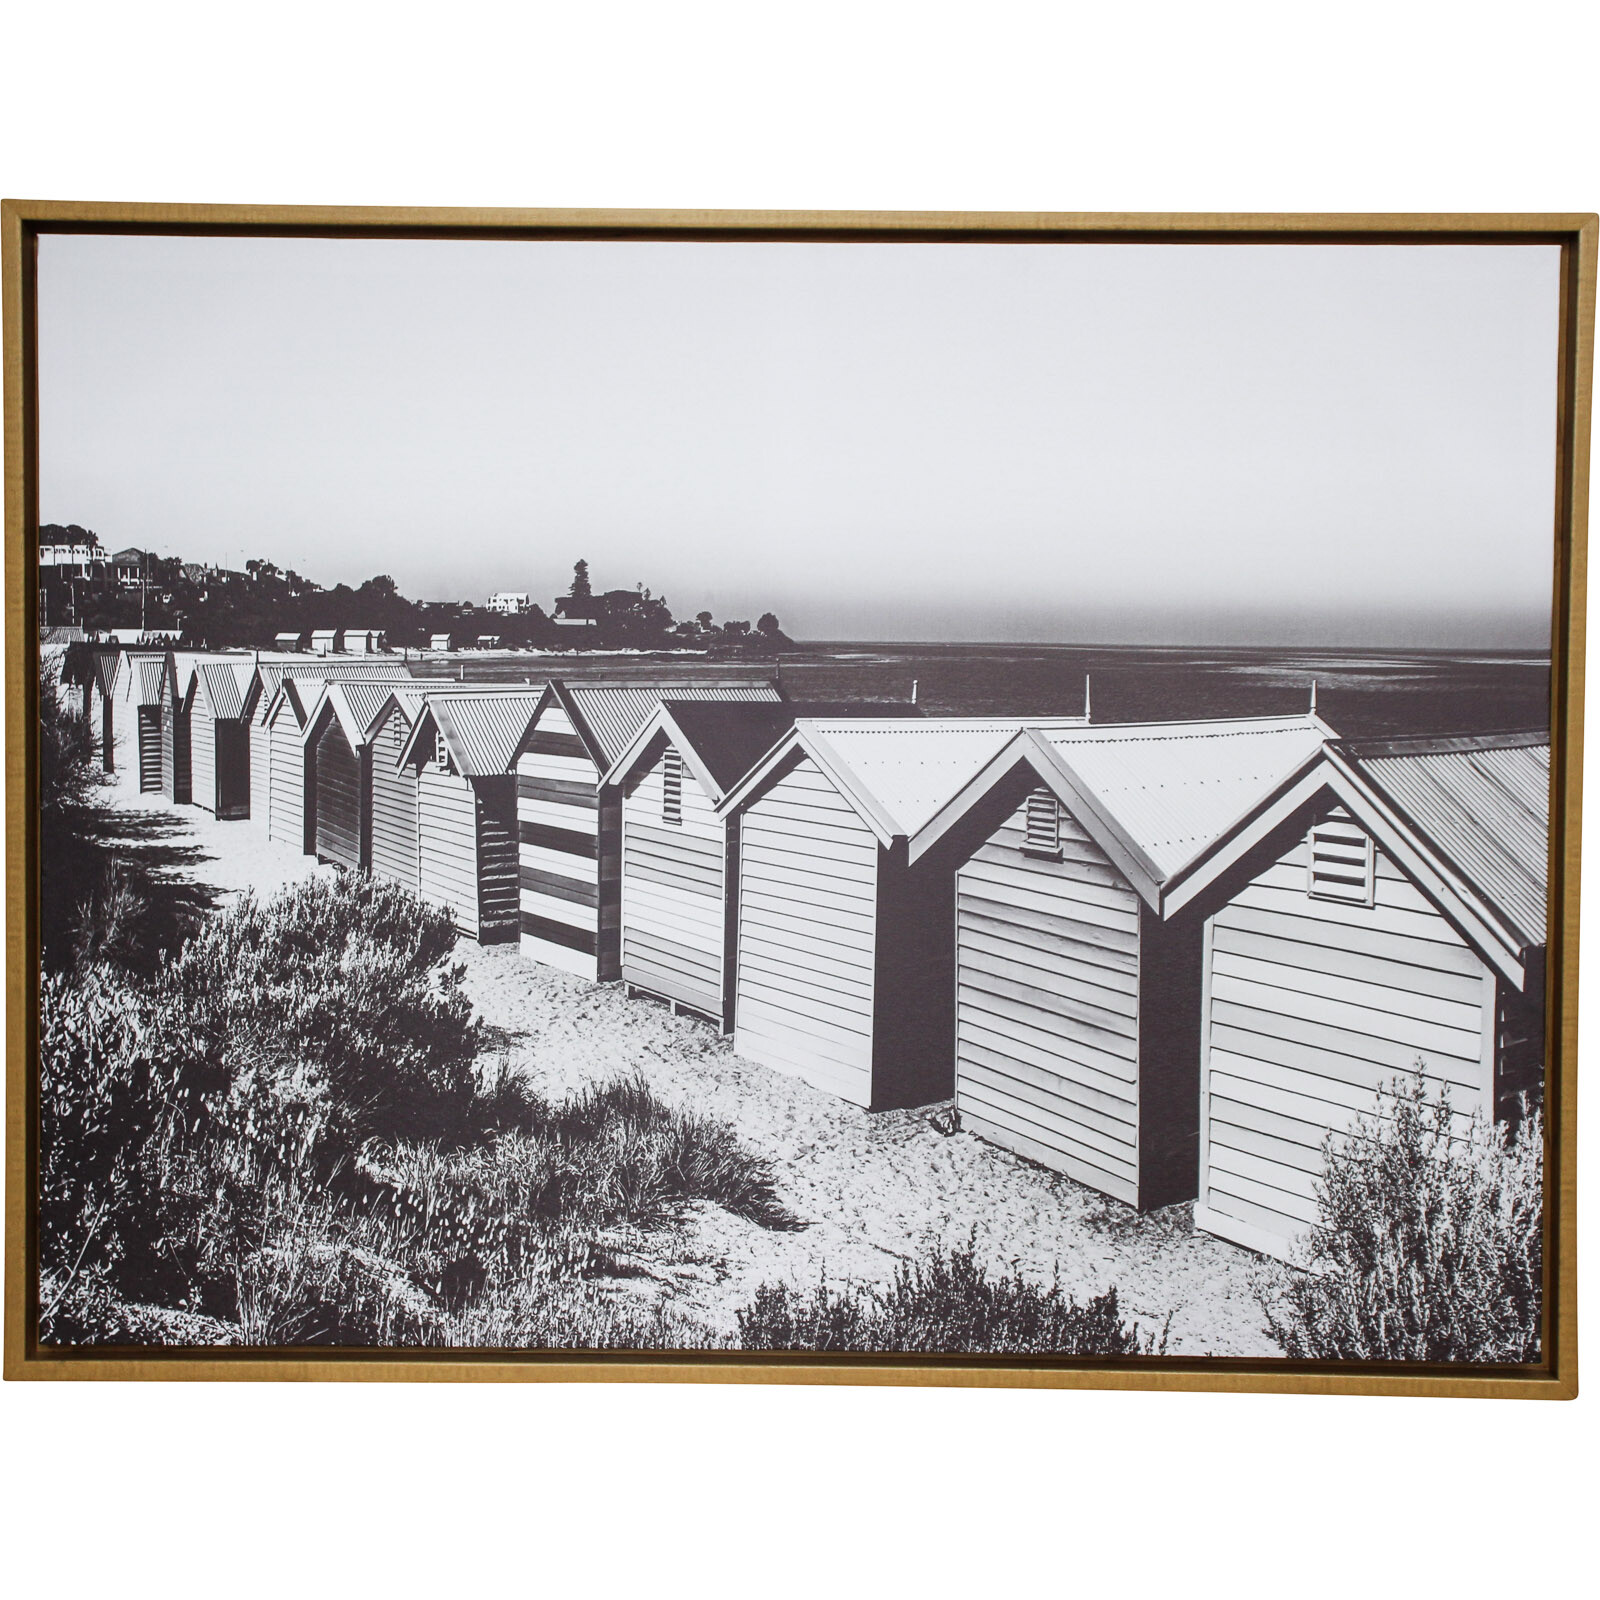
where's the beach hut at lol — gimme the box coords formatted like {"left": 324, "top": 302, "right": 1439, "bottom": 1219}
{"left": 605, "top": 699, "right": 920, "bottom": 1027}
{"left": 126, "top": 652, "right": 168, "bottom": 791}
{"left": 515, "top": 677, "right": 783, "bottom": 981}
{"left": 910, "top": 715, "right": 1332, "bottom": 1209}
{"left": 430, "top": 633, "right": 453, "bottom": 652}
{"left": 311, "top": 629, "right": 342, "bottom": 656}
{"left": 87, "top": 648, "right": 121, "bottom": 772}
{"left": 243, "top": 659, "right": 411, "bottom": 833}
{"left": 158, "top": 653, "right": 198, "bottom": 804}
{"left": 1166, "top": 730, "right": 1550, "bottom": 1262}
{"left": 392, "top": 690, "right": 544, "bottom": 942}
{"left": 188, "top": 658, "right": 256, "bottom": 818}
{"left": 716, "top": 715, "right": 1093, "bottom": 1111}
{"left": 301, "top": 679, "right": 416, "bottom": 869}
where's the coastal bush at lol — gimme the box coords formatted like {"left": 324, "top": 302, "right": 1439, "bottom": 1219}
{"left": 736, "top": 1235, "right": 1167, "bottom": 1356}
{"left": 1259, "top": 1069, "right": 1544, "bottom": 1364}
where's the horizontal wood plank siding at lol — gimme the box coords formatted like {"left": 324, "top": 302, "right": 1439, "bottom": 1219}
{"left": 190, "top": 706, "right": 216, "bottom": 813}
{"left": 370, "top": 708, "right": 419, "bottom": 892}
{"left": 161, "top": 699, "right": 190, "bottom": 805}
{"left": 250, "top": 716, "right": 272, "bottom": 828}
{"left": 267, "top": 716, "right": 304, "bottom": 850}
{"left": 418, "top": 766, "right": 481, "bottom": 938}
{"left": 735, "top": 756, "right": 878, "bottom": 1105}
{"left": 313, "top": 720, "right": 363, "bottom": 871}
{"left": 621, "top": 743, "right": 726, "bottom": 1017}
{"left": 516, "top": 702, "right": 601, "bottom": 979}
{"left": 956, "top": 799, "right": 1142, "bottom": 1205}
{"left": 1197, "top": 818, "right": 1495, "bottom": 1260}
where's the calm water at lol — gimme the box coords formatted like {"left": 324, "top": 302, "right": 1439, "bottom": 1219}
{"left": 414, "top": 641, "right": 1552, "bottom": 741}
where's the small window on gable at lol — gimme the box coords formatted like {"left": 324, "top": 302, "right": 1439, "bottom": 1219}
{"left": 434, "top": 728, "right": 451, "bottom": 773}
{"left": 1307, "top": 814, "right": 1375, "bottom": 906}
{"left": 1021, "top": 786, "right": 1062, "bottom": 860}
{"left": 662, "top": 744, "right": 683, "bottom": 826}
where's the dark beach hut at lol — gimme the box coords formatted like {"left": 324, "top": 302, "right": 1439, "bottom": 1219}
{"left": 301, "top": 679, "right": 405, "bottom": 870}
{"left": 513, "top": 677, "right": 783, "bottom": 981}
{"left": 912, "top": 715, "right": 1331, "bottom": 1210}
{"left": 394, "top": 690, "right": 544, "bottom": 942}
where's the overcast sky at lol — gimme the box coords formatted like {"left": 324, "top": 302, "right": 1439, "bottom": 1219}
{"left": 37, "top": 233, "right": 1559, "bottom": 648}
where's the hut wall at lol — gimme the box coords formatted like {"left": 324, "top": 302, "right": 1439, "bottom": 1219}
{"left": 515, "top": 702, "right": 603, "bottom": 980}
{"left": 473, "top": 777, "right": 521, "bottom": 944}
{"left": 418, "top": 765, "right": 481, "bottom": 938}
{"left": 734, "top": 754, "right": 879, "bottom": 1106}
{"left": 312, "top": 719, "right": 364, "bottom": 870}
{"left": 620, "top": 742, "right": 726, "bottom": 1019}
{"left": 370, "top": 708, "right": 420, "bottom": 891}
{"left": 215, "top": 722, "right": 250, "bottom": 820}
{"left": 190, "top": 705, "right": 217, "bottom": 813}
{"left": 161, "top": 697, "right": 190, "bottom": 804}
{"left": 97, "top": 687, "right": 114, "bottom": 773}
{"left": 250, "top": 715, "right": 272, "bottom": 829}
{"left": 267, "top": 714, "right": 305, "bottom": 849}
{"left": 954, "top": 794, "right": 1144, "bottom": 1206}
{"left": 137, "top": 707, "right": 162, "bottom": 792}
{"left": 1196, "top": 810, "right": 1496, "bottom": 1261}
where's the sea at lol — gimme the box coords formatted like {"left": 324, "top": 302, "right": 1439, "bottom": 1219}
{"left": 413, "top": 641, "right": 1553, "bottom": 741}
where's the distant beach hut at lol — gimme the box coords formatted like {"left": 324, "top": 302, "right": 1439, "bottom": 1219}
{"left": 274, "top": 630, "right": 307, "bottom": 651}
{"left": 1165, "top": 731, "right": 1550, "bottom": 1262}
{"left": 394, "top": 690, "right": 544, "bottom": 942}
{"left": 430, "top": 633, "right": 453, "bottom": 652}
{"left": 716, "top": 715, "right": 1090, "bottom": 1110}
{"left": 311, "top": 629, "right": 342, "bottom": 656}
{"left": 189, "top": 659, "right": 256, "bottom": 819}
{"left": 911, "top": 716, "right": 1331, "bottom": 1209}
{"left": 605, "top": 699, "right": 919, "bottom": 1026}
{"left": 515, "top": 677, "right": 783, "bottom": 981}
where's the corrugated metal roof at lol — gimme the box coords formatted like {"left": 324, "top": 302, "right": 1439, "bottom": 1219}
{"left": 248, "top": 658, "right": 410, "bottom": 720}
{"left": 134, "top": 655, "right": 168, "bottom": 707}
{"left": 803, "top": 717, "right": 1091, "bottom": 838}
{"left": 91, "top": 651, "right": 122, "bottom": 698}
{"left": 560, "top": 679, "right": 782, "bottom": 767}
{"left": 1033, "top": 716, "right": 1330, "bottom": 882}
{"left": 195, "top": 659, "right": 253, "bottom": 720}
{"left": 426, "top": 692, "right": 544, "bottom": 775}
{"left": 1343, "top": 733, "right": 1549, "bottom": 952}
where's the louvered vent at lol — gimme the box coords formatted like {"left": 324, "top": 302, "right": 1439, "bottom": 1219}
{"left": 662, "top": 745, "right": 683, "bottom": 826}
{"left": 1307, "top": 814, "right": 1375, "bottom": 905}
{"left": 434, "top": 727, "right": 450, "bottom": 772}
{"left": 1021, "top": 786, "right": 1062, "bottom": 859}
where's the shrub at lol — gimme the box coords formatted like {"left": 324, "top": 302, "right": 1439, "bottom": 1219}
{"left": 1259, "top": 1069, "right": 1544, "bottom": 1364}
{"left": 163, "top": 874, "right": 479, "bottom": 1144}
{"left": 737, "top": 1234, "right": 1166, "bottom": 1356}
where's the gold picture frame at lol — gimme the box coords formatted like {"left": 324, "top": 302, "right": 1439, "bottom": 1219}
{"left": 4, "top": 201, "right": 1590, "bottom": 1395}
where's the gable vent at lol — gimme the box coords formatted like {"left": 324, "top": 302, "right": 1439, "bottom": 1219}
{"left": 662, "top": 744, "right": 683, "bottom": 826}
{"left": 1307, "top": 814, "right": 1375, "bottom": 905}
{"left": 434, "top": 728, "right": 450, "bottom": 773}
{"left": 1022, "top": 787, "right": 1063, "bottom": 860}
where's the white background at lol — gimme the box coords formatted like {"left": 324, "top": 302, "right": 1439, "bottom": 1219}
{"left": 2, "top": 4, "right": 1593, "bottom": 1596}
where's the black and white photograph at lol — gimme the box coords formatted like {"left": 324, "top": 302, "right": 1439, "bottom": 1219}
{"left": 29, "top": 222, "right": 1560, "bottom": 1367}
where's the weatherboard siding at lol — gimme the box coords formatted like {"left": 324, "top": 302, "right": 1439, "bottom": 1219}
{"left": 418, "top": 766, "right": 481, "bottom": 938}
{"left": 161, "top": 697, "right": 190, "bottom": 805}
{"left": 735, "top": 756, "right": 879, "bottom": 1106}
{"left": 370, "top": 707, "right": 420, "bottom": 892}
{"left": 1196, "top": 817, "right": 1496, "bottom": 1261}
{"left": 516, "top": 703, "right": 605, "bottom": 980}
{"left": 250, "top": 716, "right": 272, "bottom": 828}
{"left": 267, "top": 715, "right": 304, "bottom": 850}
{"left": 955, "top": 798, "right": 1143, "bottom": 1206}
{"left": 191, "top": 703, "right": 216, "bottom": 813}
{"left": 621, "top": 744, "right": 726, "bottom": 1018}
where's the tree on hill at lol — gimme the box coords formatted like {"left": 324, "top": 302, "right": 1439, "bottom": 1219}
{"left": 570, "top": 559, "right": 591, "bottom": 599}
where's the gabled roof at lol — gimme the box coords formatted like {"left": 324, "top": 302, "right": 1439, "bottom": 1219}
{"left": 131, "top": 654, "right": 169, "bottom": 707}
{"left": 398, "top": 691, "right": 544, "bottom": 776}
{"left": 605, "top": 699, "right": 923, "bottom": 801}
{"left": 1335, "top": 732, "right": 1549, "bottom": 957}
{"left": 544, "top": 678, "right": 784, "bottom": 769}
{"left": 90, "top": 650, "right": 122, "bottom": 699}
{"left": 302, "top": 679, "right": 415, "bottom": 748}
{"left": 164, "top": 651, "right": 248, "bottom": 710}
{"left": 193, "top": 659, "right": 254, "bottom": 720}
{"left": 245, "top": 658, "right": 411, "bottom": 721}
{"left": 720, "top": 715, "right": 1092, "bottom": 844}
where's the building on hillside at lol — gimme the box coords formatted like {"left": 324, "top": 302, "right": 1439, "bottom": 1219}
{"left": 604, "top": 699, "right": 921, "bottom": 1027}
{"left": 909, "top": 715, "right": 1333, "bottom": 1208}
{"left": 514, "top": 676, "right": 784, "bottom": 980}
{"left": 487, "top": 592, "right": 530, "bottom": 615}
{"left": 111, "top": 548, "right": 149, "bottom": 588}
{"left": 39, "top": 530, "right": 104, "bottom": 575}
{"left": 717, "top": 714, "right": 1092, "bottom": 1112}
{"left": 1163, "top": 730, "right": 1550, "bottom": 1262}
{"left": 394, "top": 691, "right": 545, "bottom": 943}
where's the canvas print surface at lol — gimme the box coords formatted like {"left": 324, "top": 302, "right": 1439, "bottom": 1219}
{"left": 34, "top": 234, "right": 1554, "bottom": 1364}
